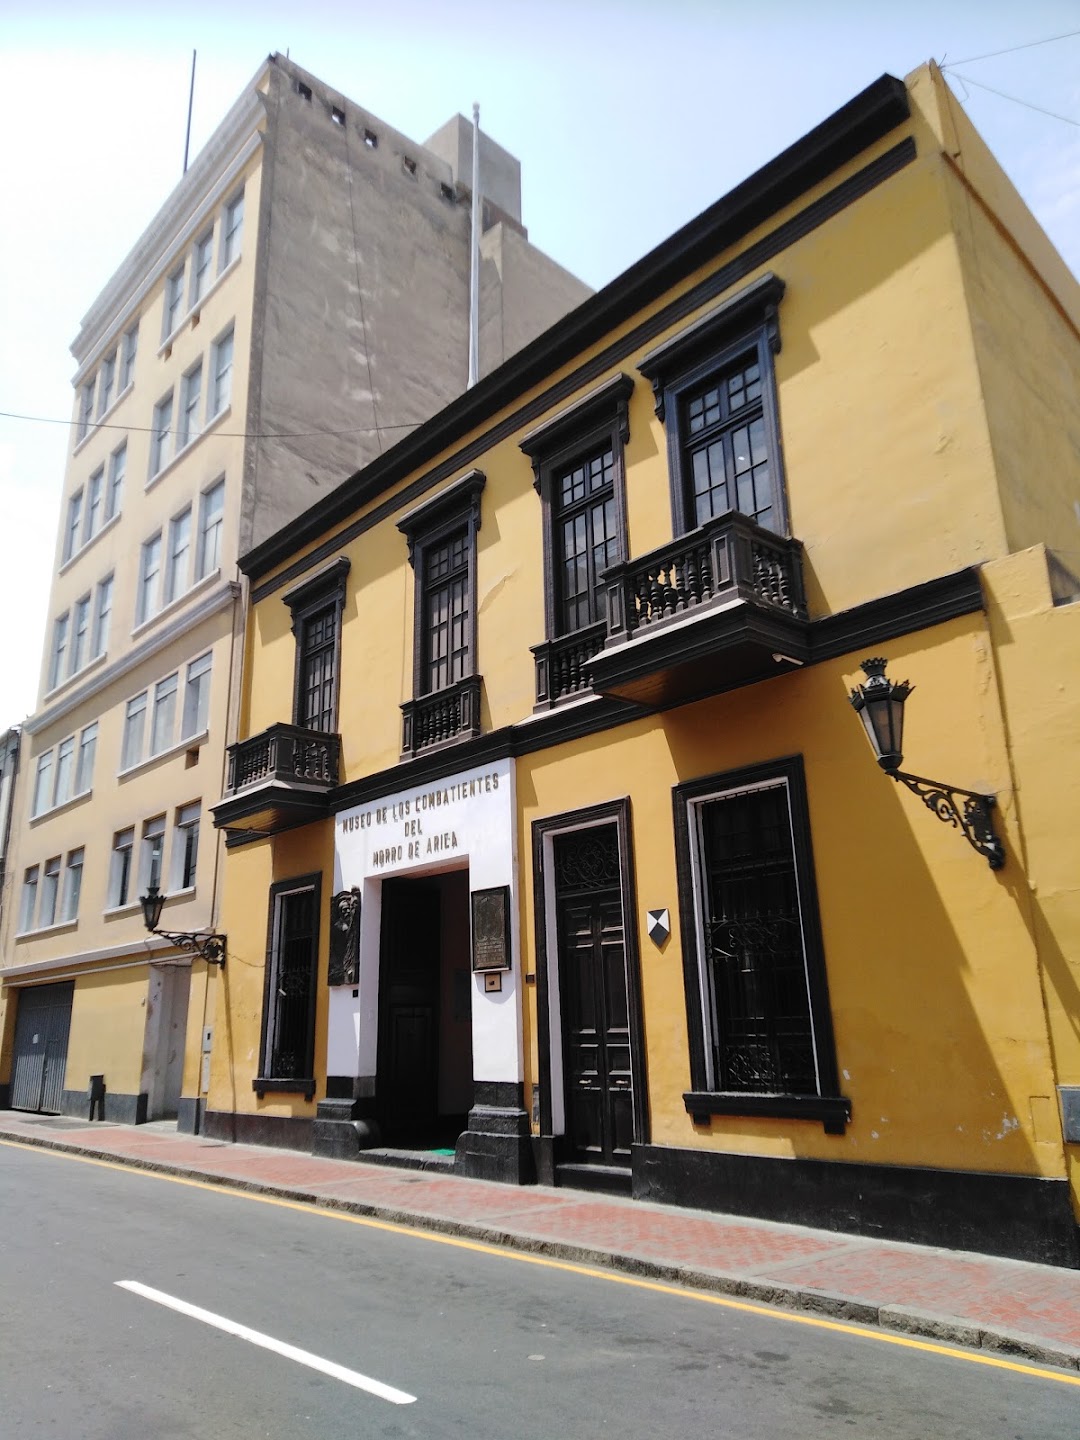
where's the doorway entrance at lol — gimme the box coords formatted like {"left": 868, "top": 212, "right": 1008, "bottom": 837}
{"left": 377, "top": 870, "right": 473, "bottom": 1147}
{"left": 10, "top": 981, "right": 73, "bottom": 1114}
{"left": 553, "top": 824, "right": 634, "bottom": 1170}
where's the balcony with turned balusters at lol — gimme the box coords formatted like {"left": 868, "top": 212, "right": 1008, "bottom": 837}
{"left": 538, "top": 511, "right": 809, "bottom": 710}
{"left": 212, "top": 723, "right": 342, "bottom": 839}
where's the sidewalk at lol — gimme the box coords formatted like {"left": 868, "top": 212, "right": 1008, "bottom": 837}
{"left": 4, "top": 1109, "right": 1080, "bottom": 1372}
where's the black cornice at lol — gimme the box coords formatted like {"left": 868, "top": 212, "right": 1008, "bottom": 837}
{"left": 242, "top": 75, "right": 910, "bottom": 584}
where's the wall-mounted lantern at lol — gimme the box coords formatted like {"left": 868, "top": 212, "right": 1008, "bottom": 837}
{"left": 848, "top": 657, "right": 1005, "bottom": 870}
{"left": 140, "top": 885, "right": 227, "bottom": 965}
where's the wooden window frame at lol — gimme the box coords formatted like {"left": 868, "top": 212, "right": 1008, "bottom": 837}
{"left": 638, "top": 272, "right": 789, "bottom": 539}
{"left": 255, "top": 872, "right": 322, "bottom": 1100}
{"left": 672, "top": 755, "right": 849, "bottom": 1134}
{"left": 282, "top": 557, "right": 350, "bottom": 734}
{"left": 397, "top": 469, "right": 485, "bottom": 699}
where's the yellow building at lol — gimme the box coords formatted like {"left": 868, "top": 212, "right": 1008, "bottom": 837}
{"left": 208, "top": 63, "right": 1079, "bottom": 1264}
{"left": 0, "top": 56, "right": 587, "bottom": 1132}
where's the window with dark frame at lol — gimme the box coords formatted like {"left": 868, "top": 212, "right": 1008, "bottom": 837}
{"left": 258, "top": 876, "right": 321, "bottom": 1094}
{"left": 282, "top": 558, "right": 350, "bottom": 737}
{"left": 638, "top": 271, "right": 787, "bottom": 540}
{"left": 397, "top": 470, "right": 485, "bottom": 756}
{"left": 520, "top": 374, "right": 633, "bottom": 708}
{"left": 672, "top": 756, "right": 849, "bottom": 1133}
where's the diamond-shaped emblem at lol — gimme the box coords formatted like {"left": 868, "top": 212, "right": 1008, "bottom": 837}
{"left": 647, "top": 908, "right": 670, "bottom": 946}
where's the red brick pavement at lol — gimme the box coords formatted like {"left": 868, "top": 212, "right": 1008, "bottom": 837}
{"left": 3, "top": 1113, "right": 1080, "bottom": 1365}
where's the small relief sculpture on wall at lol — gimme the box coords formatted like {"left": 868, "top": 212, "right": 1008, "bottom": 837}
{"left": 328, "top": 887, "right": 362, "bottom": 986}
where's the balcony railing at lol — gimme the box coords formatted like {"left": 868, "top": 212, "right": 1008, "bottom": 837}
{"left": 226, "top": 723, "right": 341, "bottom": 795}
{"left": 531, "top": 621, "right": 606, "bottom": 708}
{"left": 603, "top": 511, "right": 806, "bottom": 642}
{"left": 401, "top": 675, "right": 482, "bottom": 757}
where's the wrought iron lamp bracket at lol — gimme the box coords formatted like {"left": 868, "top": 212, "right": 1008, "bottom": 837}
{"left": 151, "top": 928, "right": 227, "bottom": 966}
{"left": 891, "top": 770, "right": 1005, "bottom": 871}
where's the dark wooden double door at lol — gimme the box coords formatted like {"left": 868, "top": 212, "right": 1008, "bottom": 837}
{"left": 554, "top": 826, "right": 634, "bottom": 1167}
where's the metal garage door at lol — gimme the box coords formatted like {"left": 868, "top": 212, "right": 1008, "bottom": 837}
{"left": 10, "top": 982, "right": 73, "bottom": 1113}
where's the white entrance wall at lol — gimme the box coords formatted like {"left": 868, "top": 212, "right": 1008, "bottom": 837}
{"left": 327, "top": 757, "right": 520, "bottom": 1086}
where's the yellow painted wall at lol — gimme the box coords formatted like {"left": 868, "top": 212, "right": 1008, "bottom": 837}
{"left": 517, "top": 615, "right": 1064, "bottom": 1180}
{"left": 208, "top": 821, "right": 334, "bottom": 1118}
{"left": 65, "top": 965, "right": 151, "bottom": 1095}
{"left": 983, "top": 548, "right": 1080, "bottom": 1212}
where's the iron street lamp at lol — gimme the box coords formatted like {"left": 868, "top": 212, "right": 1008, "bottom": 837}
{"left": 139, "top": 884, "right": 227, "bottom": 966}
{"left": 849, "top": 657, "right": 1005, "bottom": 870}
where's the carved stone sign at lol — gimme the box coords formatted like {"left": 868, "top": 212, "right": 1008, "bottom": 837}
{"left": 471, "top": 885, "right": 511, "bottom": 973}
{"left": 328, "top": 887, "right": 362, "bottom": 986}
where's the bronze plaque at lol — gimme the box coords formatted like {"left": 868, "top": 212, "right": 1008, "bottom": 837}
{"left": 471, "top": 885, "right": 511, "bottom": 972}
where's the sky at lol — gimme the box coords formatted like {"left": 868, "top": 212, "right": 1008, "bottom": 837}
{"left": 1, "top": 0, "right": 1077, "bottom": 727}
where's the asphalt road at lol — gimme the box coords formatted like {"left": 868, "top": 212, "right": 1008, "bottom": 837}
{"left": 0, "top": 1141, "right": 1077, "bottom": 1439}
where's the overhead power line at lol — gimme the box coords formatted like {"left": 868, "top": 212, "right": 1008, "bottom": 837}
{"left": 945, "top": 71, "right": 1080, "bottom": 129}
{"left": 942, "top": 28, "right": 1080, "bottom": 67}
{"left": 0, "top": 410, "right": 421, "bottom": 441}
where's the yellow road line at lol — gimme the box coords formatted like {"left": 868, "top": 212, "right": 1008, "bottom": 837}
{"left": 4, "top": 1137, "right": 1079, "bottom": 1388}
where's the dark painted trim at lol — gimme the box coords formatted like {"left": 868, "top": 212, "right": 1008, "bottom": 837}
{"left": 202, "top": 1108, "right": 314, "bottom": 1150}
{"left": 59, "top": 1088, "right": 148, "bottom": 1125}
{"left": 1060, "top": 1087, "right": 1080, "bottom": 1144}
{"left": 456, "top": 1081, "right": 534, "bottom": 1184}
{"left": 0, "top": 1085, "right": 10, "bottom": 1109}
{"left": 258, "top": 873, "right": 322, "bottom": 1087}
{"left": 684, "top": 1090, "right": 851, "bottom": 1134}
{"left": 672, "top": 755, "right": 847, "bottom": 1127}
{"left": 285, "top": 556, "right": 349, "bottom": 733}
{"left": 472, "top": 1079, "right": 525, "bottom": 1109}
{"left": 808, "top": 566, "right": 984, "bottom": 662}
{"left": 176, "top": 1096, "right": 203, "bottom": 1135}
{"left": 246, "top": 129, "right": 916, "bottom": 594}
{"left": 253, "top": 1076, "right": 317, "bottom": 1101}
{"left": 632, "top": 1143, "right": 1080, "bottom": 1268}
{"left": 531, "top": 798, "right": 649, "bottom": 1156}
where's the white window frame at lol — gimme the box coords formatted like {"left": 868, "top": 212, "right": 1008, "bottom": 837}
{"left": 76, "top": 381, "right": 95, "bottom": 442}
{"left": 140, "top": 816, "right": 167, "bottom": 893}
{"left": 60, "top": 848, "right": 84, "bottom": 923}
{"left": 31, "top": 752, "right": 53, "bottom": 817}
{"left": 39, "top": 856, "right": 61, "bottom": 928}
{"left": 150, "top": 392, "right": 173, "bottom": 478}
{"left": 190, "top": 228, "right": 215, "bottom": 307}
{"left": 84, "top": 467, "right": 105, "bottom": 543}
{"left": 70, "top": 594, "right": 91, "bottom": 677}
{"left": 209, "top": 327, "right": 234, "bottom": 418}
{"left": 53, "top": 736, "right": 75, "bottom": 809}
{"left": 19, "top": 866, "right": 39, "bottom": 933}
{"left": 92, "top": 575, "right": 113, "bottom": 658}
{"left": 150, "top": 672, "right": 179, "bottom": 755}
{"left": 136, "top": 533, "right": 162, "bottom": 626}
{"left": 172, "top": 802, "right": 201, "bottom": 890}
{"left": 63, "top": 490, "right": 83, "bottom": 564}
{"left": 97, "top": 352, "right": 116, "bottom": 418}
{"left": 164, "top": 507, "right": 192, "bottom": 606}
{"left": 48, "top": 613, "right": 69, "bottom": 691}
{"left": 220, "top": 191, "right": 244, "bottom": 270}
{"left": 106, "top": 443, "right": 126, "bottom": 520}
{"left": 181, "top": 652, "right": 212, "bottom": 739}
{"left": 121, "top": 691, "right": 148, "bottom": 771}
{"left": 120, "top": 323, "right": 139, "bottom": 392}
{"left": 177, "top": 362, "right": 202, "bottom": 451}
{"left": 196, "top": 478, "right": 225, "bottom": 579}
{"left": 163, "top": 264, "right": 186, "bottom": 341}
{"left": 75, "top": 722, "right": 97, "bottom": 796}
{"left": 109, "top": 828, "right": 135, "bottom": 909}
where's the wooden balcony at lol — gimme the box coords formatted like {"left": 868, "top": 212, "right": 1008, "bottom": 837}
{"left": 401, "top": 675, "right": 482, "bottom": 758}
{"left": 588, "top": 512, "right": 809, "bottom": 707}
{"left": 212, "top": 724, "right": 341, "bottom": 839}
{"left": 531, "top": 622, "right": 606, "bottom": 708}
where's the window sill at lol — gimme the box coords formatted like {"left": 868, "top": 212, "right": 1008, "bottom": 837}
{"left": 30, "top": 788, "right": 93, "bottom": 826}
{"left": 15, "top": 919, "right": 79, "bottom": 941}
{"left": 43, "top": 650, "right": 108, "bottom": 705}
{"left": 103, "top": 902, "right": 143, "bottom": 919}
{"left": 130, "top": 568, "right": 222, "bottom": 642}
{"left": 117, "top": 729, "right": 209, "bottom": 782}
{"left": 683, "top": 1090, "right": 851, "bottom": 1135}
{"left": 58, "top": 511, "right": 122, "bottom": 577}
{"left": 253, "top": 1077, "right": 316, "bottom": 1102}
{"left": 144, "top": 406, "right": 232, "bottom": 494}
{"left": 71, "top": 383, "right": 134, "bottom": 459}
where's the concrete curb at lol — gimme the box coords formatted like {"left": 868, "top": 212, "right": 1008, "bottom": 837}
{"left": 5, "top": 1126, "right": 1079, "bottom": 1373}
